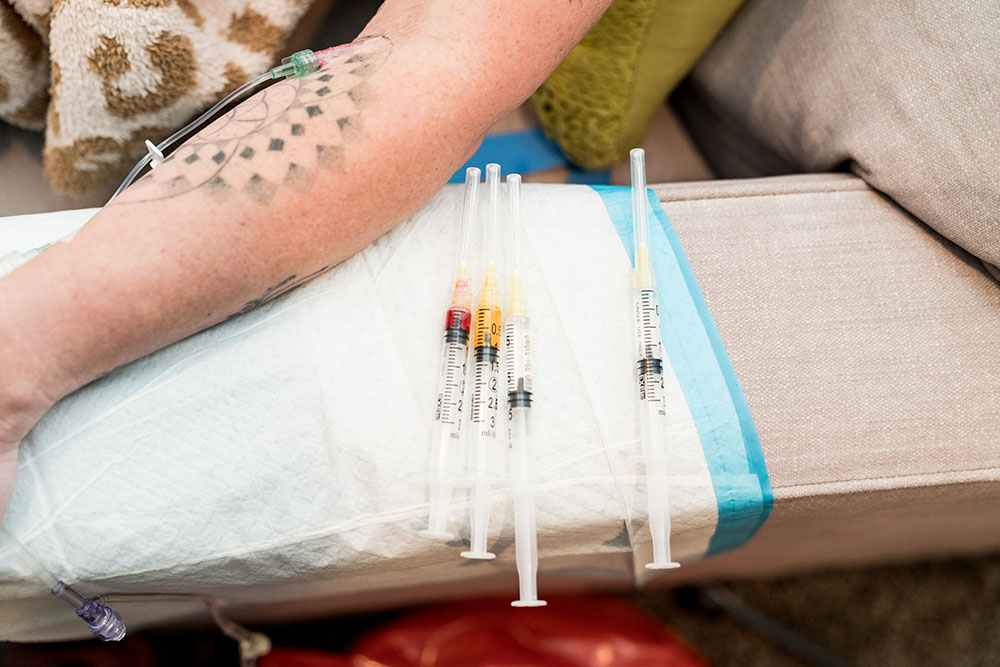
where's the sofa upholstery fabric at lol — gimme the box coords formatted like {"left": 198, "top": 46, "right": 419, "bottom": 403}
{"left": 674, "top": 0, "right": 1000, "bottom": 274}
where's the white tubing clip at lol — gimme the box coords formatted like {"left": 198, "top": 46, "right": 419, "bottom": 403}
{"left": 144, "top": 140, "right": 166, "bottom": 168}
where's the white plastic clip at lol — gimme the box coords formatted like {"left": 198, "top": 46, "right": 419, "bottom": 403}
{"left": 144, "top": 139, "right": 165, "bottom": 168}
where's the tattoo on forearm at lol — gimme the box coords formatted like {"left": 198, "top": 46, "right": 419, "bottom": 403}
{"left": 232, "top": 264, "right": 334, "bottom": 318}
{"left": 116, "top": 36, "right": 392, "bottom": 206}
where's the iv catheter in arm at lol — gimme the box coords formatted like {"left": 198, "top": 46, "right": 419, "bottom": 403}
{"left": 461, "top": 163, "right": 504, "bottom": 560}
{"left": 630, "top": 148, "right": 680, "bottom": 570}
{"left": 0, "top": 527, "right": 126, "bottom": 641}
{"left": 504, "top": 174, "right": 546, "bottom": 606}
{"left": 421, "top": 168, "right": 480, "bottom": 540}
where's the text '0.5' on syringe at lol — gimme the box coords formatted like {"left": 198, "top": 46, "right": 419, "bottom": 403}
{"left": 631, "top": 148, "right": 680, "bottom": 571}
{"left": 462, "top": 163, "right": 504, "bottom": 560}
{"left": 421, "top": 166, "right": 479, "bottom": 540}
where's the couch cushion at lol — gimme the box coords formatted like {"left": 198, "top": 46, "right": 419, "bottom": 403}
{"left": 657, "top": 173, "right": 1000, "bottom": 579}
{"left": 673, "top": 0, "right": 1000, "bottom": 275}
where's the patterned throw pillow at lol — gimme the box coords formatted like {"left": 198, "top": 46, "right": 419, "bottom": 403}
{"left": 0, "top": 0, "right": 316, "bottom": 194}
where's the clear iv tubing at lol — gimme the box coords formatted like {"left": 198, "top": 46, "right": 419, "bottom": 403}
{"left": 0, "top": 527, "right": 127, "bottom": 641}
{"left": 420, "top": 167, "right": 480, "bottom": 540}
{"left": 461, "top": 164, "right": 503, "bottom": 560}
{"left": 504, "top": 174, "right": 546, "bottom": 607}
{"left": 108, "top": 72, "right": 272, "bottom": 202}
{"left": 109, "top": 40, "right": 370, "bottom": 202}
{"left": 630, "top": 148, "right": 680, "bottom": 570}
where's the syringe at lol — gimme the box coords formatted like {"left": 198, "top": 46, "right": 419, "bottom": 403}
{"left": 461, "top": 163, "right": 503, "bottom": 560}
{"left": 630, "top": 148, "right": 680, "bottom": 570}
{"left": 0, "top": 527, "right": 126, "bottom": 641}
{"left": 504, "top": 174, "right": 546, "bottom": 607}
{"left": 420, "top": 167, "right": 480, "bottom": 540}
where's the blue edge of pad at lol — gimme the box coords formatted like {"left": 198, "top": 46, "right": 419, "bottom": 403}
{"left": 592, "top": 185, "right": 774, "bottom": 557}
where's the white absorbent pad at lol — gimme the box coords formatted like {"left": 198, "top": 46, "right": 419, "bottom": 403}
{"left": 0, "top": 184, "right": 771, "bottom": 641}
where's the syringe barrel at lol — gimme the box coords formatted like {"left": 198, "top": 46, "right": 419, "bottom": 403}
{"left": 432, "top": 322, "right": 469, "bottom": 432}
{"left": 633, "top": 287, "right": 664, "bottom": 384}
{"left": 424, "top": 315, "right": 469, "bottom": 540}
{"left": 504, "top": 314, "right": 533, "bottom": 397}
{"left": 470, "top": 294, "right": 502, "bottom": 447}
{"left": 470, "top": 353, "right": 500, "bottom": 439}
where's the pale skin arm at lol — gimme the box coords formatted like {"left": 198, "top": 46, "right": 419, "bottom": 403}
{"left": 0, "top": 1, "right": 613, "bottom": 519}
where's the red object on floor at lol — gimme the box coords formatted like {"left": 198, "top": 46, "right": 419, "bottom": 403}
{"left": 261, "top": 596, "right": 707, "bottom": 667}
{"left": 261, "top": 647, "right": 352, "bottom": 667}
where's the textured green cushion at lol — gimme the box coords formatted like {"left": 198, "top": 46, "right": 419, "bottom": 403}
{"left": 532, "top": 0, "right": 743, "bottom": 170}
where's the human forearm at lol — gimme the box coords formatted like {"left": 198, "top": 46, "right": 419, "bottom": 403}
{"left": 0, "top": 1, "right": 611, "bottom": 417}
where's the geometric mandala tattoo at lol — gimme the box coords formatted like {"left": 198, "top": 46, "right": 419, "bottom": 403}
{"left": 116, "top": 36, "right": 392, "bottom": 206}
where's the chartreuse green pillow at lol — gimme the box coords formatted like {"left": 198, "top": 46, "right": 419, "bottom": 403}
{"left": 532, "top": 0, "right": 744, "bottom": 170}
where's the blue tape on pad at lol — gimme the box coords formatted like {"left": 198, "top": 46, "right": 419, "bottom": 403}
{"left": 591, "top": 185, "right": 773, "bottom": 556}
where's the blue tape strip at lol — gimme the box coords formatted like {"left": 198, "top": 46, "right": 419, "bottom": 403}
{"left": 590, "top": 185, "right": 773, "bottom": 556}
{"left": 448, "top": 129, "right": 612, "bottom": 185}
{"left": 449, "top": 129, "right": 567, "bottom": 183}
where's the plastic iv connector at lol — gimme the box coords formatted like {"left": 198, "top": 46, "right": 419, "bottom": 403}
{"left": 0, "top": 528, "right": 126, "bottom": 641}
{"left": 267, "top": 41, "right": 369, "bottom": 80}
{"left": 630, "top": 148, "right": 680, "bottom": 571}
